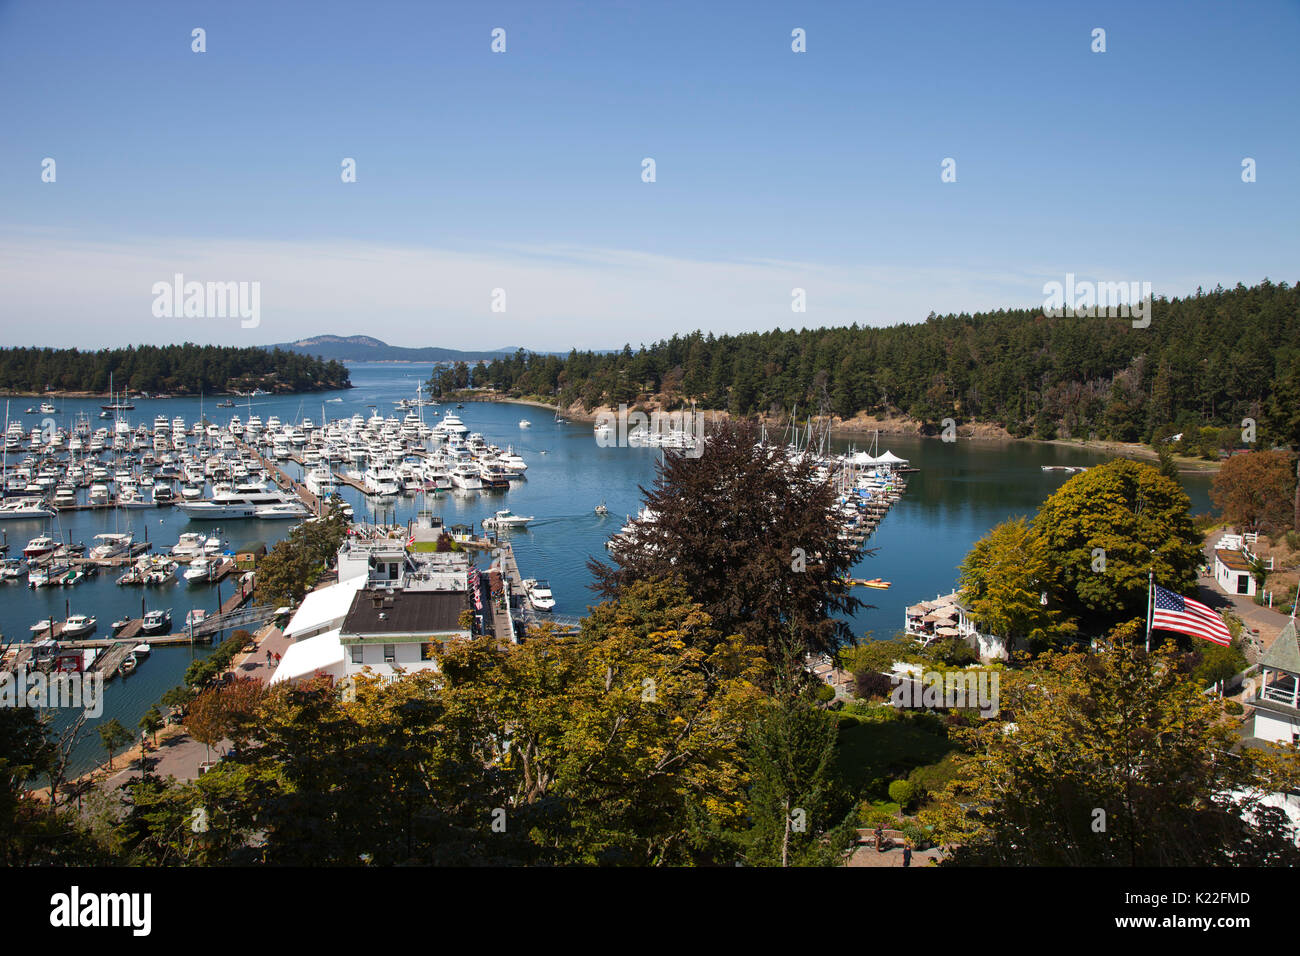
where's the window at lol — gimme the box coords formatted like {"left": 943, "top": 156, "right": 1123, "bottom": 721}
{"left": 383, "top": 644, "right": 396, "bottom": 663}
{"left": 420, "top": 641, "right": 437, "bottom": 661}
{"left": 349, "top": 645, "right": 363, "bottom": 664}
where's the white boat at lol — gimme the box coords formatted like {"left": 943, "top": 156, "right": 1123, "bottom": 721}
{"left": 523, "top": 578, "right": 555, "bottom": 611}
{"left": 89, "top": 533, "right": 133, "bottom": 561}
{"left": 184, "top": 557, "right": 214, "bottom": 583}
{"left": 140, "top": 609, "right": 172, "bottom": 634}
{"left": 519, "top": 419, "right": 531, "bottom": 428}
{"left": 255, "top": 501, "right": 310, "bottom": 520}
{"left": 132, "top": 643, "right": 152, "bottom": 657}
{"left": 594, "top": 501, "right": 608, "bottom": 515}
{"left": 176, "top": 486, "right": 298, "bottom": 519}
{"left": 170, "top": 532, "right": 205, "bottom": 557}
{"left": 185, "top": 609, "right": 207, "bottom": 630}
{"left": 449, "top": 462, "right": 483, "bottom": 491}
{"left": 362, "top": 467, "right": 399, "bottom": 496}
{"left": 0, "top": 558, "right": 27, "bottom": 580}
{"left": 483, "top": 509, "right": 534, "bottom": 528}
{"left": 29, "top": 618, "right": 54, "bottom": 634}
{"left": 62, "top": 614, "right": 97, "bottom": 637}
{"left": 22, "top": 535, "right": 57, "bottom": 559}
{"left": 0, "top": 497, "right": 54, "bottom": 520}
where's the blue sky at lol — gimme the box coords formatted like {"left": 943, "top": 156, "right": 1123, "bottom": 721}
{"left": 0, "top": 0, "right": 1296, "bottom": 349}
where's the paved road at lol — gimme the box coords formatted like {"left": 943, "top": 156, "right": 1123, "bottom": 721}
{"left": 99, "top": 625, "right": 288, "bottom": 789}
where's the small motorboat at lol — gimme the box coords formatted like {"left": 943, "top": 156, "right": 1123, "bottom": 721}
{"left": 483, "top": 509, "right": 534, "bottom": 529}
{"left": 61, "top": 614, "right": 97, "bottom": 637}
{"left": 184, "top": 557, "right": 213, "bottom": 583}
{"left": 29, "top": 618, "right": 54, "bottom": 634}
{"left": 140, "top": 608, "right": 172, "bottom": 635}
{"left": 594, "top": 501, "right": 609, "bottom": 516}
{"left": 132, "top": 643, "right": 152, "bottom": 658}
{"left": 523, "top": 578, "right": 555, "bottom": 611}
{"left": 111, "top": 617, "right": 131, "bottom": 633}
{"left": 120, "top": 654, "right": 137, "bottom": 676}
{"left": 519, "top": 419, "right": 531, "bottom": 429}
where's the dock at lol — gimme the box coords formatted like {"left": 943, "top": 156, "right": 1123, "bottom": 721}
{"left": 90, "top": 641, "right": 137, "bottom": 677}
{"left": 235, "top": 440, "right": 321, "bottom": 513}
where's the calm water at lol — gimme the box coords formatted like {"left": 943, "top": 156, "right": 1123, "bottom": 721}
{"left": 1, "top": 363, "right": 1214, "bottom": 774}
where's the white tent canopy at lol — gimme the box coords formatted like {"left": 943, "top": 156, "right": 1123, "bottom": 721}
{"left": 270, "top": 629, "right": 346, "bottom": 685}
{"left": 283, "top": 575, "right": 366, "bottom": 641}
{"left": 874, "top": 450, "right": 908, "bottom": 465}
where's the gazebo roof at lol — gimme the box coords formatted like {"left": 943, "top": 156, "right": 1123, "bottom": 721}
{"left": 1263, "top": 617, "right": 1300, "bottom": 674}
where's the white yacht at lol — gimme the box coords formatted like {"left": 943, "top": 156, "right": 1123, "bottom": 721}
{"left": 255, "top": 501, "right": 311, "bottom": 520}
{"left": 89, "top": 533, "right": 133, "bottom": 561}
{"left": 171, "top": 532, "right": 205, "bottom": 557}
{"left": 483, "top": 509, "right": 534, "bottom": 528}
{"left": 449, "top": 462, "right": 483, "bottom": 491}
{"left": 362, "top": 466, "right": 400, "bottom": 496}
{"left": 62, "top": 614, "right": 97, "bottom": 637}
{"left": 523, "top": 579, "right": 555, "bottom": 611}
{"left": 0, "top": 497, "right": 54, "bottom": 520}
{"left": 176, "top": 486, "right": 299, "bottom": 519}
{"left": 183, "top": 557, "right": 214, "bottom": 583}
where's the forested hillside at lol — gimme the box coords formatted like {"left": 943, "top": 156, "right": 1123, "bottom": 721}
{"left": 471, "top": 281, "right": 1300, "bottom": 446}
{"left": 0, "top": 344, "right": 351, "bottom": 395}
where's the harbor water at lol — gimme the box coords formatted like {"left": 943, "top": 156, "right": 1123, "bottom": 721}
{"left": 0, "top": 362, "right": 1214, "bottom": 775}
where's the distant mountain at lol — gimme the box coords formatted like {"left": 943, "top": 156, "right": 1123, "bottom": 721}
{"left": 267, "top": 336, "right": 543, "bottom": 363}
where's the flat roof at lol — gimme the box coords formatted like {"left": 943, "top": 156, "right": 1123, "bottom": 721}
{"left": 1215, "top": 549, "right": 1253, "bottom": 572}
{"left": 341, "top": 588, "right": 468, "bottom": 636}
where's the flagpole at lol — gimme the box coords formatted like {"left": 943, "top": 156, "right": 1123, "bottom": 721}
{"left": 1145, "top": 568, "right": 1153, "bottom": 653}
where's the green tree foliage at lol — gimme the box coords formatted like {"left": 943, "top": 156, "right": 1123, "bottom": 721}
{"left": 254, "top": 507, "right": 350, "bottom": 605}
{"left": 925, "top": 628, "right": 1300, "bottom": 865}
{"left": 0, "top": 344, "right": 349, "bottom": 395}
{"left": 97, "top": 719, "right": 132, "bottom": 770}
{"left": 1033, "top": 459, "right": 1200, "bottom": 631}
{"left": 461, "top": 281, "right": 1300, "bottom": 444}
{"left": 959, "top": 517, "right": 1072, "bottom": 646}
{"left": 588, "top": 419, "right": 865, "bottom": 663}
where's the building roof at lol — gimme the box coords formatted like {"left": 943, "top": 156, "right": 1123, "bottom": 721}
{"left": 283, "top": 575, "right": 368, "bottom": 640}
{"left": 1263, "top": 617, "right": 1300, "bottom": 674}
{"left": 270, "top": 629, "right": 346, "bottom": 684}
{"left": 1215, "top": 549, "right": 1254, "bottom": 572}
{"left": 341, "top": 587, "right": 469, "bottom": 637}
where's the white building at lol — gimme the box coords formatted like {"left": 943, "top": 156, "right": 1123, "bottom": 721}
{"left": 1250, "top": 616, "right": 1300, "bottom": 745}
{"left": 272, "top": 539, "right": 480, "bottom": 685}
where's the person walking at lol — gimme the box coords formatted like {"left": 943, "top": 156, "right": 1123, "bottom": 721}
{"left": 902, "top": 843, "right": 912, "bottom": 868}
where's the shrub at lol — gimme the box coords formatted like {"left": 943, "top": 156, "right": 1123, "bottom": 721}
{"left": 854, "top": 671, "right": 894, "bottom": 700}
{"left": 887, "top": 779, "right": 916, "bottom": 810}
{"left": 813, "top": 683, "right": 836, "bottom": 703}
{"left": 901, "top": 821, "right": 930, "bottom": 848}
{"left": 1224, "top": 700, "right": 1244, "bottom": 716}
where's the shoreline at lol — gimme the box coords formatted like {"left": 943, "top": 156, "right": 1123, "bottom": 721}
{"left": 463, "top": 394, "right": 1223, "bottom": 473}
{"left": 0, "top": 385, "right": 354, "bottom": 400}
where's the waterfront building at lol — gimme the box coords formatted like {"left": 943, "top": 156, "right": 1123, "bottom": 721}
{"left": 1249, "top": 616, "right": 1300, "bottom": 745}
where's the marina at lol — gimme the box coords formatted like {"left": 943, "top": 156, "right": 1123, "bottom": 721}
{"left": 0, "top": 364, "right": 1215, "bottom": 777}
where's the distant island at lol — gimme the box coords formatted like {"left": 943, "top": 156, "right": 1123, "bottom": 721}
{"left": 0, "top": 344, "right": 351, "bottom": 397}
{"left": 266, "top": 335, "right": 564, "bottom": 364}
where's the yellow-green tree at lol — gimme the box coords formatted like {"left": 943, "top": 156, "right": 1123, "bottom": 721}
{"left": 1033, "top": 459, "right": 1199, "bottom": 630}
{"left": 959, "top": 516, "right": 1072, "bottom": 647}
{"left": 923, "top": 625, "right": 1300, "bottom": 865}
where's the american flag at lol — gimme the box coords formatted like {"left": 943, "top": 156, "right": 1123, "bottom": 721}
{"left": 468, "top": 566, "right": 482, "bottom": 611}
{"left": 1151, "top": 584, "right": 1232, "bottom": 646}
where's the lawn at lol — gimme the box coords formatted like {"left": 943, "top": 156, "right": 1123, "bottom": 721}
{"left": 833, "top": 714, "right": 956, "bottom": 792}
